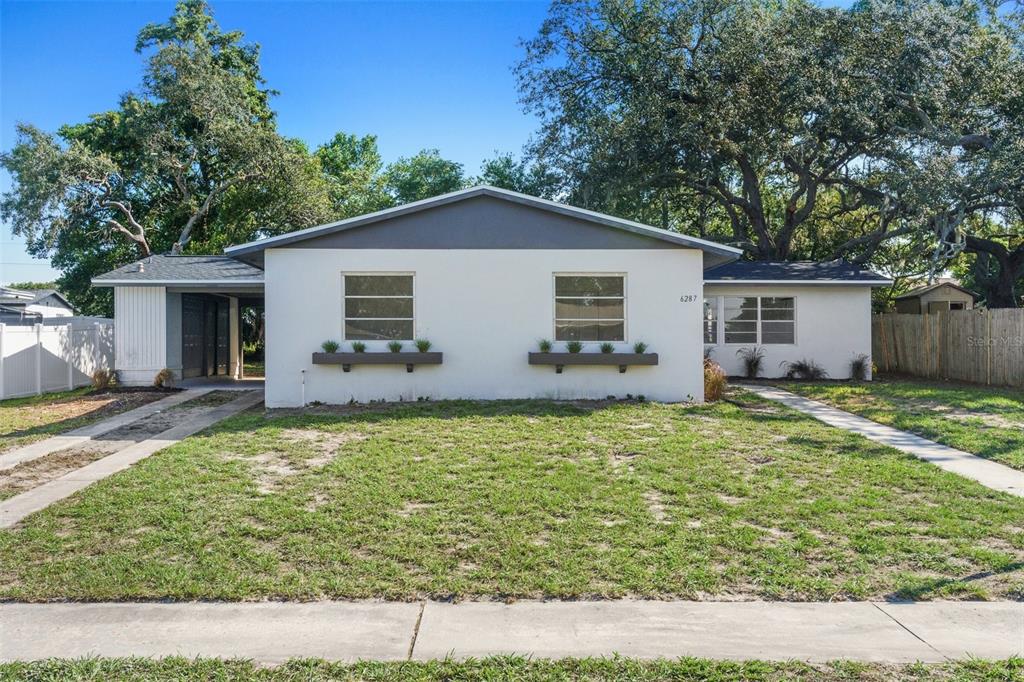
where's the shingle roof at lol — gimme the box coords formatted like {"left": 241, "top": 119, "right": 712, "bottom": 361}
{"left": 91, "top": 255, "right": 264, "bottom": 285}
{"left": 894, "top": 281, "right": 976, "bottom": 300}
{"left": 704, "top": 260, "right": 891, "bottom": 284}
{"left": 0, "top": 288, "right": 73, "bottom": 309}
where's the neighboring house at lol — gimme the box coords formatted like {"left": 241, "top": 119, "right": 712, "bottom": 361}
{"left": 0, "top": 287, "right": 75, "bottom": 324}
{"left": 92, "top": 186, "right": 890, "bottom": 405}
{"left": 893, "top": 280, "right": 976, "bottom": 314}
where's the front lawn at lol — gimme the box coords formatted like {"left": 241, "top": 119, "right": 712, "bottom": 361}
{"left": 2, "top": 657, "right": 1020, "bottom": 681}
{"left": 0, "top": 388, "right": 167, "bottom": 455}
{"left": 774, "top": 378, "right": 1024, "bottom": 471}
{"left": 1, "top": 392, "right": 1022, "bottom": 602}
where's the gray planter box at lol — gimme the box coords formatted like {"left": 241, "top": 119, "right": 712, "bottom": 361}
{"left": 312, "top": 351, "right": 443, "bottom": 373}
{"left": 528, "top": 352, "right": 659, "bottom": 374}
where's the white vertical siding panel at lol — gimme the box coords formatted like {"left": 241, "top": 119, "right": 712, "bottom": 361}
{"left": 114, "top": 286, "right": 167, "bottom": 385}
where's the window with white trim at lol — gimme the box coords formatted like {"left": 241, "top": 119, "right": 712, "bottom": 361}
{"left": 723, "top": 296, "right": 795, "bottom": 344}
{"left": 554, "top": 274, "right": 625, "bottom": 341}
{"left": 703, "top": 296, "right": 719, "bottom": 344}
{"left": 343, "top": 274, "right": 414, "bottom": 340}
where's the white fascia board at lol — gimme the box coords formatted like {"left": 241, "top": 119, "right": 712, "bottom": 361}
{"left": 703, "top": 279, "right": 893, "bottom": 287}
{"left": 91, "top": 279, "right": 265, "bottom": 287}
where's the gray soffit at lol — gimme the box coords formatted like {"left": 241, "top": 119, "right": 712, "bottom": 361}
{"left": 704, "top": 260, "right": 892, "bottom": 286}
{"left": 91, "top": 255, "right": 264, "bottom": 287}
{"left": 225, "top": 185, "right": 743, "bottom": 268}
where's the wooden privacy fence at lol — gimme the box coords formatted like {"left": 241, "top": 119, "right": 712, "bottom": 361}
{"left": 873, "top": 310, "right": 1024, "bottom": 387}
{"left": 0, "top": 321, "right": 114, "bottom": 400}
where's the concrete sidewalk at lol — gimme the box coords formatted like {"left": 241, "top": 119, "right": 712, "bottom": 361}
{"left": 0, "top": 390, "right": 263, "bottom": 528}
{"left": 0, "top": 388, "right": 213, "bottom": 472}
{"left": 739, "top": 384, "right": 1024, "bottom": 497}
{"left": 1, "top": 600, "right": 1020, "bottom": 664}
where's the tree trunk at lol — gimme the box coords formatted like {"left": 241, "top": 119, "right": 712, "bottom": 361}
{"left": 981, "top": 263, "right": 1021, "bottom": 308}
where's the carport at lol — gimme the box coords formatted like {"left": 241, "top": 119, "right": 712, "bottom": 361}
{"left": 91, "top": 255, "right": 264, "bottom": 386}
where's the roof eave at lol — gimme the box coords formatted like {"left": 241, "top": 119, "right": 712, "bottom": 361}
{"left": 704, "top": 279, "right": 893, "bottom": 287}
{"left": 91, "top": 278, "right": 265, "bottom": 287}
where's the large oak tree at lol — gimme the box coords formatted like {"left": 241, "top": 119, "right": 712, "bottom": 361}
{"left": 1, "top": 0, "right": 333, "bottom": 314}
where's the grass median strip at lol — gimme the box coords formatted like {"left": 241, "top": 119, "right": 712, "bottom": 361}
{"left": 0, "top": 657, "right": 1021, "bottom": 681}
{"left": 773, "top": 379, "right": 1024, "bottom": 472}
{"left": 0, "top": 393, "right": 1022, "bottom": 601}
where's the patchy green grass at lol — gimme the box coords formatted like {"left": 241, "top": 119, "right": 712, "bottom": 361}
{"left": 243, "top": 359, "right": 265, "bottom": 377}
{"left": 0, "top": 388, "right": 166, "bottom": 454}
{"left": 774, "top": 378, "right": 1024, "bottom": 471}
{"left": 1, "top": 393, "right": 1023, "bottom": 602}
{"left": 1, "top": 657, "right": 1021, "bottom": 682}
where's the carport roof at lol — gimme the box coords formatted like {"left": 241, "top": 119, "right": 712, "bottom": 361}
{"left": 91, "top": 255, "right": 264, "bottom": 286}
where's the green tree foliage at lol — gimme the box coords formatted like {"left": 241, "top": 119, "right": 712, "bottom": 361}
{"left": 315, "top": 133, "right": 392, "bottom": 218}
{"left": 3, "top": 282, "right": 57, "bottom": 291}
{"left": 475, "top": 152, "right": 560, "bottom": 198}
{"left": 383, "top": 149, "right": 467, "bottom": 204}
{"left": 0, "top": 0, "right": 333, "bottom": 314}
{"left": 518, "top": 0, "right": 1024, "bottom": 306}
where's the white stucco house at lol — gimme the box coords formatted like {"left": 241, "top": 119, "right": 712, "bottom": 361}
{"left": 91, "top": 186, "right": 891, "bottom": 406}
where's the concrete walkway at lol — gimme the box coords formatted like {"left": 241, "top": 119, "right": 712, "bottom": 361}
{"left": 739, "top": 384, "right": 1024, "bottom": 497}
{"left": 0, "top": 390, "right": 263, "bottom": 528}
{"left": 1, "top": 600, "right": 1020, "bottom": 664}
{"left": 0, "top": 388, "right": 213, "bottom": 472}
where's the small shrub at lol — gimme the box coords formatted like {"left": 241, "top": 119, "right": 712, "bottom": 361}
{"left": 153, "top": 368, "right": 175, "bottom": 388}
{"left": 387, "top": 340, "right": 403, "bottom": 353}
{"left": 538, "top": 339, "right": 553, "bottom": 352}
{"left": 566, "top": 340, "right": 583, "bottom": 353}
{"left": 781, "top": 358, "right": 828, "bottom": 380}
{"left": 599, "top": 342, "right": 615, "bottom": 354}
{"left": 633, "top": 341, "right": 648, "bottom": 353}
{"left": 414, "top": 339, "right": 432, "bottom": 353}
{"left": 321, "top": 340, "right": 340, "bottom": 353}
{"left": 91, "top": 368, "right": 114, "bottom": 390}
{"left": 351, "top": 341, "right": 367, "bottom": 353}
{"left": 703, "top": 357, "right": 727, "bottom": 402}
{"left": 735, "top": 346, "right": 765, "bottom": 379}
{"left": 849, "top": 354, "right": 870, "bottom": 381}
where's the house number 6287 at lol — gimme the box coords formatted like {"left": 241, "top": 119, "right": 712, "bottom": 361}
{"left": 679, "top": 295, "right": 698, "bottom": 303}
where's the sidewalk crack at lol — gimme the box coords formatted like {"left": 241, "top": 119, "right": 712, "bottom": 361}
{"left": 407, "top": 601, "right": 425, "bottom": 660}
{"left": 871, "top": 602, "right": 948, "bottom": 661}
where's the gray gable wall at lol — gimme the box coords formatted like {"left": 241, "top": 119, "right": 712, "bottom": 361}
{"left": 284, "top": 196, "right": 680, "bottom": 252}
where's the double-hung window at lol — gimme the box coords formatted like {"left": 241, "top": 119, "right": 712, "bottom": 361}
{"left": 554, "top": 274, "right": 625, "bottom": 341}
{"left": 759, "top": 297, "right": 796, "bottom": 344}
{"left": 343, "top": 274, "right": 414, "bottom": 340}
{"left": 719, "top": 296, "right": 795, "bottom": 345}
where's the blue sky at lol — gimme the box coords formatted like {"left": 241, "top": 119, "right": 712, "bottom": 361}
{"left": 0, "top": 0, "right": 550, "bottom": 284}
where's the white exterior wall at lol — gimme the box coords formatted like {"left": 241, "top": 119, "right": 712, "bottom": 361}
{"left": 265, "top": 248, "right": 705, "bottom": 407}
{"left": 703, "top": 284, "right": 873, "bottom": 379}
{"left": 114, "top": 285, "right": 167, "bottom": 385}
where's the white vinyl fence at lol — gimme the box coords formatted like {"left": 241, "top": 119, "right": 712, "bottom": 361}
{"left": 0, "top": 321, "right": 114, "bottom": 400}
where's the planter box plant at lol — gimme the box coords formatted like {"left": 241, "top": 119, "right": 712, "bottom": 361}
{"left": 312, "top": 351, "right": 443, "bottom": 373}
{"left": 528, "top": 352, "right": 658, "bottom": 374}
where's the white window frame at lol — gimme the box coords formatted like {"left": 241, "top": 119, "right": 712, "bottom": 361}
{"left": 712, "top": 295, "right": 797, "bottom": 346}
{"left": 552, "top": 272, "right": 628, "bottom": 343}
{"left": 703, "top": 295, "right": 719, "bottom": 345}
{"left": 341, "top": 271, "right": 416, "bottom": 341}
